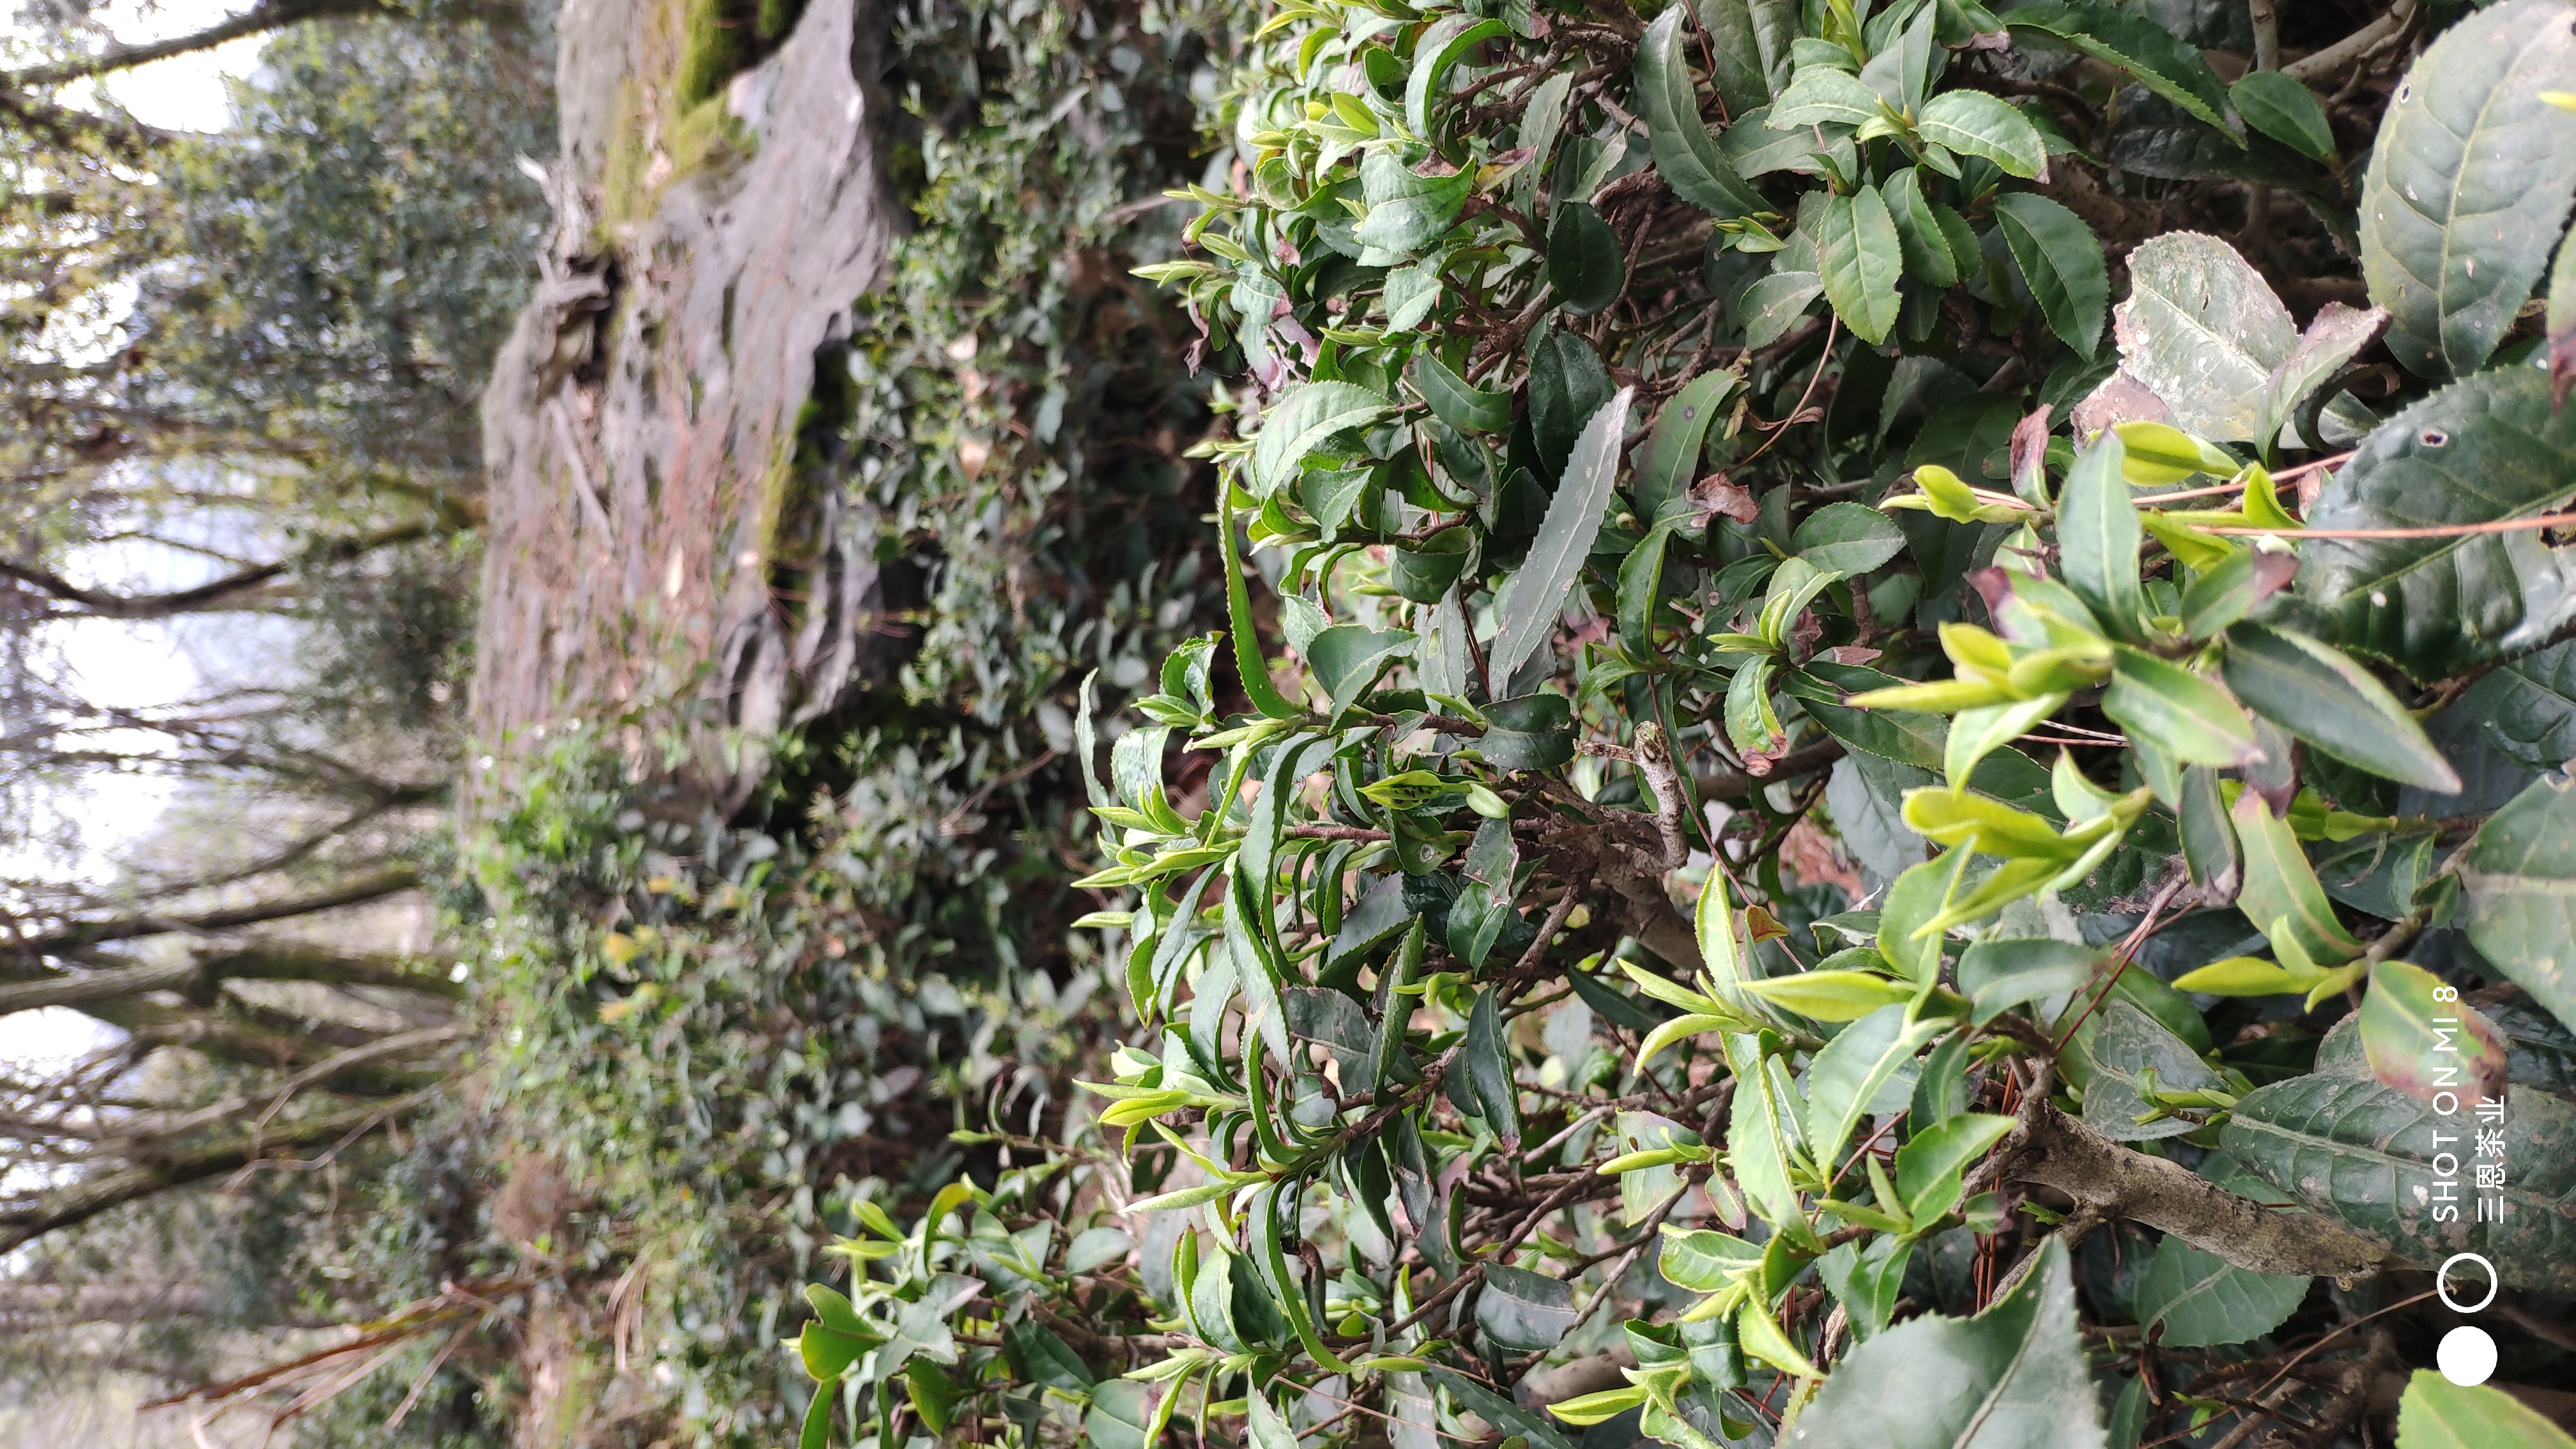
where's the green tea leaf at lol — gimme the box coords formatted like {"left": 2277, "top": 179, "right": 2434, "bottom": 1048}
{"left": 1636, "top": 6, "right": 1766, "bottom": 218}
{"left": 1248, "top": 382, "right": 1390, "bottom": 500}
{"left": 2221, "top": 623, "right": 2459, "bottom": 793}
{"left": 1464, "top": 985, "right": 1524, "bottom": 1144}
{"left": 1768, "top": 66, "right": 1881, "bottom": 129}
{"left": 1693, "top": 0, "right": 1795, "bottom": 116}
{"left": 1742, "top": 268, "right": 1824, "bottom": 348}
{"left": 1477, "top": 1262, "right": 1577, "bottom": 1351}
{"left": 1804, "top": 1004, "right": 1941, "bottom": 1170}
{"left": 2229, "top": 71, "right": 2334, "bottom": 161}
{"left": 2299, "top": 366, "right": 2576, "bottom": 682}
{"left": 2396, "top": 1372, "right": 2576, "bottom": 1449}
{"left": 1547, "top": 200, "right": 1625, "bottom": 317}
{"left": 2221, "top": 1073, "right": 2576, "bottom": 1292}
{"left": 1413, "top": 351, "right": 1513, "bottom": 434}
{"left": 2129, "top": 1235, "right": 2308, "bottom": 1347}
{"left": 2004, "top": 2, "right": 2234, "bottom": 134}
{"left": 1354, "top": 149, "right": 1476, "bottom": 257}
{"left": 1492, "top": 387, "right": 1634, "bottom": 684}
{"left": 1818, "top": 185, "right": 1904, "bottom": 344}
{"left": 1915, "top": 90, "right": 2046, "bottom": 179}
{"left": 1958, "top": 937, "right": 2099, "bottom": 1026}
{"left": 2460, "top": 638, "right": 2576, "bottom": 770}
{"left": 2462, "top": 774, "right": 2576, "bottom": 1033}
{"left": 2358, "top": 0, "right": 2576, "bottom": 379}
{"left": 2056, "top": 435, "right": 2147, "bottom": 641}
{"left": 1894, "top": 1111, "right": 2014, "bottom": 1225}
{"left": 2082, "top": 1000, "right": 2223, "bottom": 1143}
{"left": 1791, "top": 1239, "right": 2102, "bottom": 1448}
{"left": 2233, "top": 789, "right": 2365, "bottom": 964}
{"left": 1404, "top": 16, "right": 1511, "bottom": 140}
{"left": 2103, "top": 648, "right": 2258, "bottom": 769}
{"left": 1792, "top": 502, "right": 1905, "bottom": 576}
{"left": 1991, "top": 192, "right": 2104, "bottom": 356}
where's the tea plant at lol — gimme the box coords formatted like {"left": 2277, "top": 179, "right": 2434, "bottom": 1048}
{"left": 798, "top": 3, "right": 2576, "bottom": 1446}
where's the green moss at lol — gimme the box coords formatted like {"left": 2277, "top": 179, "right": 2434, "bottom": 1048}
{"left": 672, "top": 0, "right": 745, "bottom": 107}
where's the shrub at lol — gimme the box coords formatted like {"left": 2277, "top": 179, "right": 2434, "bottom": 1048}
{"left": 795, "top": 3, "right": 2576, "bottom": 1447}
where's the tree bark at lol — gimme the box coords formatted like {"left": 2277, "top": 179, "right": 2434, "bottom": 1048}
{"left": 2007, "top": 1102, "right": 2389, "bottom": 1282}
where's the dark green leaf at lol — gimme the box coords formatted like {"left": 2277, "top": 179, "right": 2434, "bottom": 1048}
{"left": 1768, "top": 66, "right": 1882, "bottom": 128}
{"left": 1483, "top": 693, "right": 1577, "bottom": 770}
{"left": 1818, "top": 185, "right": 1904, "bottom": 344}
{"left": 2178, "top": 764, "right": 2241, "bottom": 898}
{"left": 2005, "top": 2, "right": 2235, "bottom": 134}
{"left": 2229, "top": 71, "right": 2334, "bottom": 162}
{"left": 1492, "top": 387, "right": 1634, "bottom": 683}
{"left": 1915, "top": 90, "right": 2046, "bottom": 178}
{"left": 2129, "top": 1236, "right": 2308, "bottom": 1347}
{"left": 1354, "top": 149, "right": 1475, "bottom": 257}
{"left": 1636, "top": 6, "right": 1767, "bottom": 218}
{"left": 1818, "top": 1233, "right": 1913, "bottom": 1340}
{"left": 1957, "top": 937, "right": 2100, "bottom": 1026}
{"left": 1529, "top": 330, "right": 1614, "bottom": 472}
{"left": 1805, "top": 1004, "right": 1940, "bottom": 1169}
{"left": 2462, "top": 639, "right": 2576, "bottom": 770}
{"left": 1404, "top": 16, "right": 1510, "bottom": 140}
{"left": 1424, "top": 1367, "right": 1577, "bottom": 1449}
{"left": 1786, "top": 662, "right": 1948, "bottom": 770}
{"left": 1991, "top": 192, "right": 2106, "bottom": 355}
{"left": 1741, "top": 269, "right": 1824, "bottom": 348}
{"left": 1464, "top": 985, "right": 1523, "bottom": 1144}
{"left": 2180, "top": 547, "right": 2293, "bottom": 641}
{"left": 1476, "top": 1262, "right": 1577, "bottom": 1351}
{"left": 1791, "top": 1239, "right": 2103, "bottom": 1448}
{"left": 1547, "top": 200, "right": 1626, "bottom": 316}
{"left": 1390, "top": 531, "right": 1471, "bottom": 603}
{"left": 2358, "top": 0, "right": 2576, "bottom": 378}
{"left": 1793, "top": 502, "right": 1906, "bottom": 576}
{"left": 1305, "top": 626, "right": 1414, "bottom": 716}
{"left": 2462, "top": 774, "right": 2576, "bottom": 1033}
{"left": 1413, "top": 351, "right": 1514, "bottom": 434}
{"left": 1692, "top": 0, "right": 1796, "bottom": 116}
{"left": 1617, "top": 521, "right": 1678, "bottom": 656}
{"left": 1882, "top": 167, "right": 1962, "bottom": 288}
{"left": 1221, "top": 494, "right": 1302, "bottom": 719}
{"left": 2299, "top": 367, "right": 2576, "bottom": 681}
{"left": 1249, "top": 382, "right": 1391, "bottom": 500}
{"left": 2222, "top": 623, "right": 2460, "bottom": 793}
{"left": 2221, "top": 1072, "right": 2576, "bottom": 1292}
{"left": 2082, "top": 1000, "right": 2223, "bottom": 1142}
{"left": 1634, "top": 369, "right": 1739, "bottom": 519}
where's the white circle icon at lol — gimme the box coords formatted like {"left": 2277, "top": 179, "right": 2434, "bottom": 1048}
{"left": 2437, "top": 1325, "right": 2497, "bottom": 1387}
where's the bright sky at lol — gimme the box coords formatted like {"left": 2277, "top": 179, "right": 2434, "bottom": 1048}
{"left": 0, "top": 3, "right": 264, "bottom": 1068}
{"left": 58, "top": 0, "right": 268, "bottom": 132}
